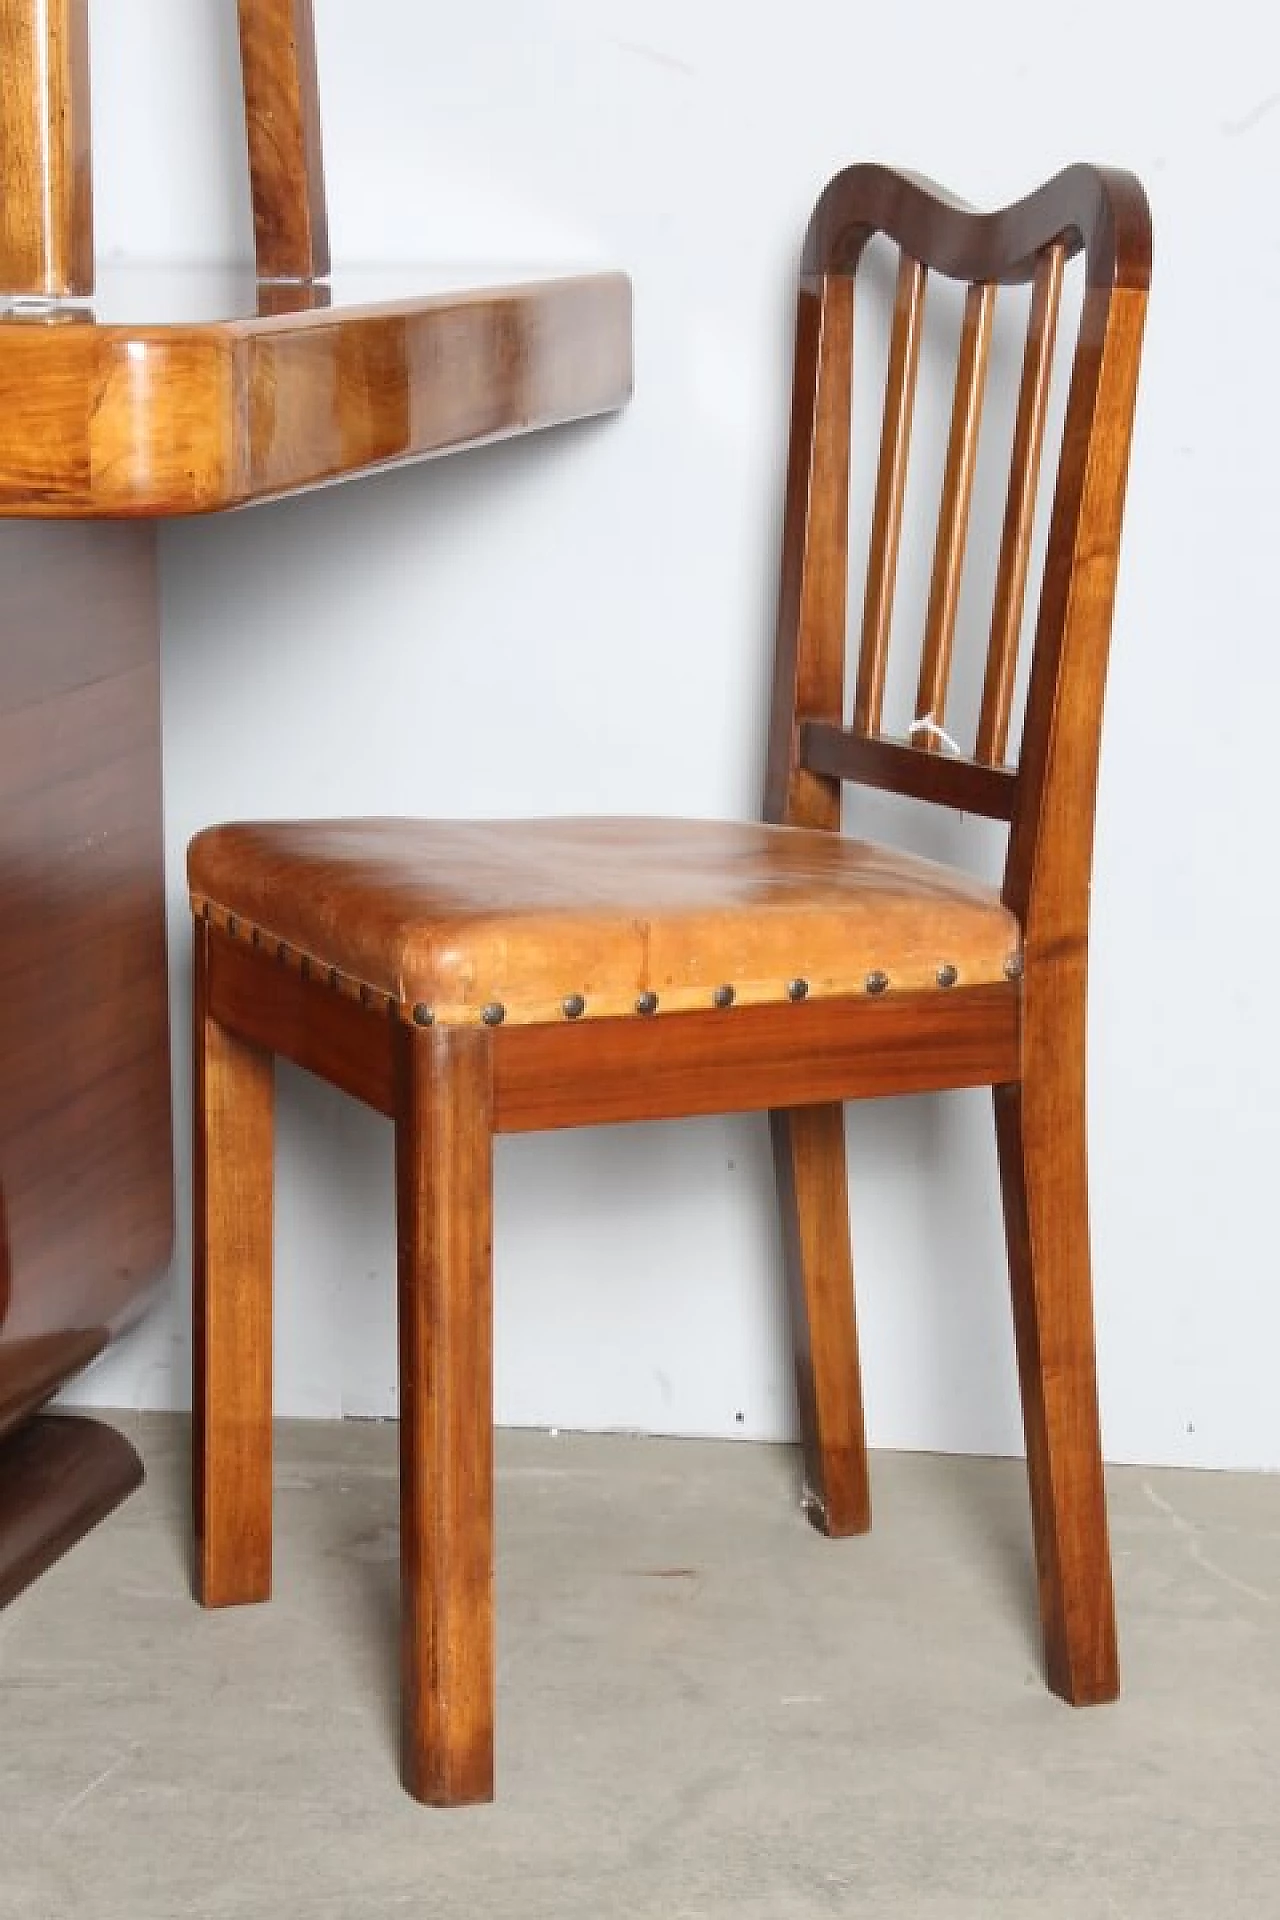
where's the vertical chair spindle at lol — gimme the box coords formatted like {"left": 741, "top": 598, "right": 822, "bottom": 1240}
{"left": 976, "top": 245, "right": 1065, "bottom": 766}
{"left": 913, "top": 280, "right": 996, "bottom": 750}
{"left": 852, "top": 253, "right": 926, "bottom": 736}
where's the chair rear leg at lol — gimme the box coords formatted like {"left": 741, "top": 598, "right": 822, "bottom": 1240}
{"left": 994, "top": 1053, "right": 1118, "bottom": 1705}
{"left": 192, "top": 924, "right": 275, "bottom": 1608}
{"left": 771, "top": 1103, "right": 871, "bottom": 1536}
{"left": 395, "top": 1024, "right": 495, "bottom": 1807}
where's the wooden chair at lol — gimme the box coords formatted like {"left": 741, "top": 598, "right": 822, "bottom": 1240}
{"left": 189, "top": 162, "right": 1151, "bottom": 1805}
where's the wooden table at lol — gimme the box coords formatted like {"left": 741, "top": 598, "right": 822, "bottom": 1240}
{"left": 0, "top": 7, "right": 632, "bottom": 1604}
{"left": 0, "top": 265, "right": 631, "bottom": 515}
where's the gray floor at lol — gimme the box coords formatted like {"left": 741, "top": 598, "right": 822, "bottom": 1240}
{"left": 1, "top": 1416, "right": 1277, "bottom": 1918}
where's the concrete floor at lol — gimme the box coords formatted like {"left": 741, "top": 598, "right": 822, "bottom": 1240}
{"left": 1, "top": 1416, "right": 1277, "bottom": 1918}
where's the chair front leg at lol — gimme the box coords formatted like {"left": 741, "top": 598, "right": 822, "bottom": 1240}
{"left": 994, "top": 969, "right": 1118, "bottom": 1706}
{"left": 192, "top": 922, "right": 275, "bottom": 1608}
{"left": 395, "top": 1023, "right": 496, "bottom": 1807}
{"left": 771, "top": 1103, "right": 871, "bottom": 1536}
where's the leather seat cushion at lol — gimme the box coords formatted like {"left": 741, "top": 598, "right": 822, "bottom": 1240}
{"left": 188, "top": 816, "right": 1020, "bottom": 1026}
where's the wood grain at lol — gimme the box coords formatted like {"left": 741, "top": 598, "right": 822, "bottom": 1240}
{"left": 192, "top": 918, "right": 275, "bottom": 1609}
{"left": 976, "top": 246, "right": 1065, "bottom": 765}
{"left": 396, "top": 1025, "right": 495, "bottom": 1806}
{"left": 763, "top": 271, "right": 852, "bottom": 831}
{"left": 206, "top": 922, "right": 396, "bottom": 1118}
{"left": 773, "top": 164, "right": 1147, "bottom": 1724}
{"left": 236, "top": 0, "right": 329, "bottom": 281}
{"left": 0, "top": 1330, "right": 106, "bottom": 1448}
{"left": 202, "top": 926, "right": 1019, "bottom": 1137}
{"left": 852, "top": 254, "right": 926, "bottom": 736}
{"left": 801, "top": 724, "right": 1018, "bottom": 820}
{"left": 995, "top": 1059, "right": 1117, "bottom": 1704}
{"left": 0, "top": 1181, "right": 8, "bottom": 1327}
{"left": 0, "top": 0, "right": 92, "bottom": 296}
{"left": 992, "top": 261, "right": 1146, "bottom": 1708}
{"left": 0, "top": 1414, "right": 142, "bottom": 1608}
{"left": 185, "top": 163, "right": 1151, "bottom": 1801}
{"left": 0, "top": 524, "right": 172, "bottom": 1446}
{"left": 0, "top": 271, "right": 633, "bottom": 515}
{"left": 913, "top": 280, "right": 996, "bottom": 743}
{"left": 792, "top": 164, "right": 1149, "bottom": 897}
{"left": 492, "top": 987, "right": 1019, "bottom": 1133}
{"left": 771, "top": 1104, "right": 870, "bottom": 1536}
{"left": 1002, "top": 280, "right": 1149, "bottom": 932}
{"left": 804, "top": 161, "right": 1151, "bottom": 291}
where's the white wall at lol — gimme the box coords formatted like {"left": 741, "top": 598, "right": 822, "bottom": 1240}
{"left": 67, "top": 0, "right": 1280, "bottom": 1472}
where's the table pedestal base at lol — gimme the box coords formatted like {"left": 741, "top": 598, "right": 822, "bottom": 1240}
{"left": 0, "top": 1415, "right": 144, "bottom": 1607}
{"left": 0, "top": 522, "right": 173, "bottom": 1606}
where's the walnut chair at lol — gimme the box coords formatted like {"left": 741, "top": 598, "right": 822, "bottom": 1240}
{"left": 189, "top": 163, "right": 1151, "bottom": 1805}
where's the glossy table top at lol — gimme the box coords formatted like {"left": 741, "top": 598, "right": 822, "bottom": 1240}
{"left": 0, "top": 264, "right": 633, "bottom": 516}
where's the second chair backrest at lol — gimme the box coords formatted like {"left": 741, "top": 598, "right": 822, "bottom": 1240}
{"left": 765, "top": 163, "right": 1151, "bottom": 956}
{"left": 0, "top": 0, "right": 328, "bottom": 296}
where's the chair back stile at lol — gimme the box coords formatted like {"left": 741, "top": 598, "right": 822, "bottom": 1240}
{"left": 764, "top": 264, "right": 853, "bottom": 834}
{"left": 765, "top": 164, "right": 1152, "bottom": 958}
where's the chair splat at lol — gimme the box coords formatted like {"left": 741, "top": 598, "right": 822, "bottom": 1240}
{"left": 976, "top": 244, "right": 1066, "bottom": 767}
{"left": 852, "top": 253, "right": 926, "bottom": 738}
{"left": 913, "top": 278, "right": 997, "bottom": 751}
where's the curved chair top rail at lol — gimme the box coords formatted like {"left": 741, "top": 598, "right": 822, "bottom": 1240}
{"left": 803, "top": 162, "right": 1151, "bottom": 293}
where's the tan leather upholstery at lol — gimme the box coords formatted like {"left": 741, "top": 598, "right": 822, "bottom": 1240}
{"left": 188, "top": 816, "right": 1020, "bottom": 1027}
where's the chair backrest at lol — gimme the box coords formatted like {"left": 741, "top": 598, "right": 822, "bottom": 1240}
{"left": 0, "top": 0, "right": 328, "bottom": 296}
{"left": 764, "top": 163, "right": 1151, "bottom": 956}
